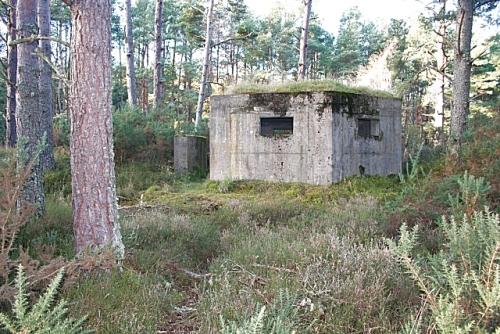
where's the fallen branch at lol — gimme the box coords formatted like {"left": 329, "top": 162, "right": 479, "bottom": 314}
{"left": 166, "top": 262, "right": 211, "bottom": 280}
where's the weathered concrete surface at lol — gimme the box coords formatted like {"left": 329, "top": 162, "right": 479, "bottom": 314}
{"left": 210, "top": 92, "right": 402, "bottom": 185}
{"left": 174, "top": 135, "right": 208, "bottom": 175}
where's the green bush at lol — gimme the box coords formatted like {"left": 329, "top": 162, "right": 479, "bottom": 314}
{"left": 44, "top": 150, "right": 71, "bottom": 196}
{"left": 459, "top": 113, "right": 500, "bottom": 204}
{"left": 220, "top": 292, "right": 298, "bottom": 334}
{"left": 447, "top": 172, "right": 491, "bottom": 218}
{"left": 0, "top": 266, "right": 90, "bottom": 334}
{"left": 52, "top": 107, "right": 178, "bottom": 164}
{"left": 387, "top": 209, "right": 500, "bottom": 333}
{"left": 53, "top": 114, "right": 70, "bottom": 148}
{"left": 113, "top": 107, "right": 176, "bottom": 164}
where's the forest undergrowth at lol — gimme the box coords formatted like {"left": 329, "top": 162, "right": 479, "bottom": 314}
{"left": 0, "top": 113, "right": 498, "bottom": 333}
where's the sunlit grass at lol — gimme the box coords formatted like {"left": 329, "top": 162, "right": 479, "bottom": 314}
{"left": 225, "top": 79, "right": 398, "bottom": 98}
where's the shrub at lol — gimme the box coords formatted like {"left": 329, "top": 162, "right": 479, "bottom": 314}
{"left": 113, "top": 107, "right": 176, "bottom": 164}
{"left": 220, "top": 297, "right": 297, "bottom": 334}
{"left": 53, "top": 114, "right": 70, "bottom": 148}
{"left": 1, "top": 149, "right": 36, "bottom": 301}
{"left": 458, "top": 113, "right": 499, "bottom": 206}
{"left": 1, "top": 147, "right": 72, "bottom": 306}
{"left": 387, "top": 209, "right": 500, "bottom": 333}
{"left": 44, "top": 149, "right": 71, "bottom": 196}
{"left": 52, "top": 107, "right": 178, "bottom": 164}
{"left": 0, "top": 266, "right": 90, "bottom": 334}
{"left": 447, "top": 172, "right": 491, "bottom": 218}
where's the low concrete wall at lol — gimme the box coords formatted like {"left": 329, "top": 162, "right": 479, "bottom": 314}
{"left": 174, "top": 135, "right": 208, "bottom": 175}
{"left": 210, "top": 91, "right": 402, "bottom": 185}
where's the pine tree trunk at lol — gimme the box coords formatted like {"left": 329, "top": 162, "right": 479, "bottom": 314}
{"left": 298, "top": 0, "right": 312, "bottom": 80}
{"left": 153, "top": 0, "right": 164, "bottom": 110}
{"left": 450, "top": 0, "right": 473, "bottom": 155}
{"left": 125, "top": 0, "right": 138, "bottom": 107}
{"left": 38, "top": 0, "right": 55, "bottom": 171}
{"left": 16, "top": 0, "right": 45, "bottom": 214}
{"left": 65, "top": 0, "right": 124, "bottom": 257}
{"left": 6, "top": 0, "right": 17, "bottom": 147}
{"left": 194, "top": 0, "right": 214, "bottom": 130}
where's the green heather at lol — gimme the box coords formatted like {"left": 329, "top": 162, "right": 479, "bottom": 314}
{"left": 225, "top": 80, "right": 398, "bottom": 99}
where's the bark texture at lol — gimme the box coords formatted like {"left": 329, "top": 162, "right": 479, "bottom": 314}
{"left": 38, "top": 0, "right": 55, "bottom": 170}
{"left": 194, "top": 0, "right": 214, "bottom": 129}
{"left": 16, "top": 0, "right": 45, "bottom": 214}
{"left": 450, "top": 0, "right": 473, "bottom": 154}
{"left": 153, "top": 0, "right": 164, "bottom": 110}
{"left": 298, "top": 0, "right": 312, "bottom": 80}
{"left": 6, "top": 0, "right": 17, "bottom": 147}
{"left": 67, "top": 0, "right": 124, "bottom": 257}
{"left": 125, "top": 0, "right": 138, "bottom": 107}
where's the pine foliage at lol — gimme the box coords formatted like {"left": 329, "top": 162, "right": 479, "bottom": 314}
{"left": 0, "top": 265, "right": 91, "bottom": 334}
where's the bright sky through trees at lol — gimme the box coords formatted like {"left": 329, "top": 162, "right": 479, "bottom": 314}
{"left": 244, "top": 0, "right": 426, "bottom": 33}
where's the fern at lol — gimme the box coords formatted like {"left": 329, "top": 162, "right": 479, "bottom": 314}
{"left": 0, "top": 265, "right": 92, "bottom": 334}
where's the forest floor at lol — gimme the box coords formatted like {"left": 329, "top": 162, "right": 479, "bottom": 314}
{"left": 13, "top": 113, "right": 499, "bottom": 333}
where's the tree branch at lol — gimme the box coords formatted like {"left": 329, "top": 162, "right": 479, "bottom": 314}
{"left": 9, "top": 35, "right": 70, "bottom": 47}
{"left": 33, "top": 50, "right": 69, "bottom": 87}
{"left": 212, "top": 33, "right": 254, "bottom": 48}
{"left": 470, "top": 48, "right": 489, "bottom": 64}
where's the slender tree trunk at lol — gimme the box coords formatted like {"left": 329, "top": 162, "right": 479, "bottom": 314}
{"left": 6, "top": 0, "right": 17, "bottom": 147}
{"left": 118, "top": 41, "right": 122, "bottom": 68}
{"left": 433, "top": 0, "right": 448, "bottom": 146}
{"left": 171, "top": 37, "right": 177, "bottom": 98}
{"left": 171, "top": 37, "right": 177, "bottom": 68}
{"left": 16, "top": 0, "right": 44, "bottom": 214}
{"left": 153, "top": 0, "right": 164, "bottom": 110}
{"left": 449, "top": 0, "right": 473, "bottom": 155}
{"left": 235, "top": 45, "right": 239, "bottom": 84}
{"left": 141, "top": 44, "right": 146, "bottom": 69}
{"left": 64, "top": 0, "right": 124, "bottom": 257}
{"left": 177, "top": 41, "right": 184, "bottom": 90}
{"left": 194, "top": 0, "right": 214, "bottom": 129}
{"left": 125, "top": 0, "right": 138, "bottom": 107}
{"left": 56, "top": 20, "right": 63, "bottom": 115}
{"left": 298, "top": 0, "right": 312, "bottom": 80}
{"left": 38, "top": 0, "right": 55, "bottom": 171}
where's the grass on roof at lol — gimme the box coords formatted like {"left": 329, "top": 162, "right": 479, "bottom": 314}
{"left": 224, "top": 80, "right": 398, "bottom": 98}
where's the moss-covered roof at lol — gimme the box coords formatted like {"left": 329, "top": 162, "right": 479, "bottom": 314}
{"left": 222, "top": 80, "right": 398, "bottom": 99}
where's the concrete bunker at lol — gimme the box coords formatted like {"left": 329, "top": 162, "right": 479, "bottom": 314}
{"left": 210, "top": 91, "right": 402, "bottom": 185}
